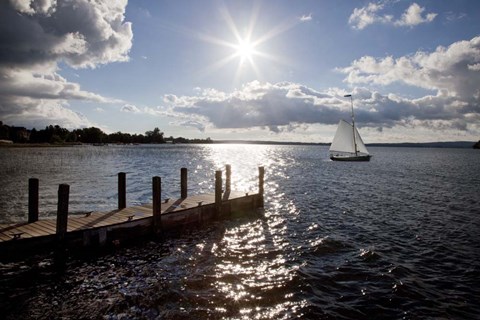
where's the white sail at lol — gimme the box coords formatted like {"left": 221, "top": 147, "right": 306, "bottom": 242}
{"left": 354, "top": 126, "right": 369, "bottom": 154}
{"left": 329, "top": 120, "right": 369, "bottom": 155}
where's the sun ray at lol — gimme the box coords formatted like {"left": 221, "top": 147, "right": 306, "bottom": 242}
{"left": 174, "top": 1, "right": 300, "bottom": 84}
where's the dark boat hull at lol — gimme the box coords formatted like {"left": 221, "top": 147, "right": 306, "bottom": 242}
{"left": 330, "top": 154, "right": 371, "bottom": 161}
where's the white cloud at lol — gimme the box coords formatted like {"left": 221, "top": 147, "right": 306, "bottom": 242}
{"left": 445, "top": 12, "right": 467, "bottom": 23}
{"left": 0, "top": 0, "right": 132, "bottom": 128}
{"left": 1, "top": 98, "right": 95, "bottom": 130}
{"left": 394, "top": 3, "right": 437, "bottom": 27}
{"left": 300, "top": 13, "right": 313, "bottom": 22}
{"left": 0, "top": 66, "right": 109, "bottom": 102}
{"left": 113, "top": 73, "right": 478, "bottom": 140}
{"left": 340, "top": 36, "right": 480, "bottom": 100}
{"left": 176, "top": 120, "right": 206, "bottom": 132}
{"left": 349, "top": 2, "right": 392, "bottom": 30}
{"left": 156, "top": 72, "right": 479, "bottom": 137}
{"left": 468, "top": 63, "right": 480, "bottom": 71}
{"left": 349, "top": 2, "right": 436, "bottom": 30}
{"left": 121, "top": 104, "right": 141, "bottom": 113}
{"left": 9, "top": 0, "right": 57, "bottom": 15}
{"left": 336, "top": 35, "right": 480, "bottom": 134}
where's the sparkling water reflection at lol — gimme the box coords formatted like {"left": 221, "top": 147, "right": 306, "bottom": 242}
{"left": 1, "top": 145, "right": 480, "bottom": 319}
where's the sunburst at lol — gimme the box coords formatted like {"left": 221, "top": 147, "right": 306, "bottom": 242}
{"left": 192, "top": 2, "right": 298, "bottom": 83}
{"left": 234, "top": 38, "right": 256, "bottom": 64}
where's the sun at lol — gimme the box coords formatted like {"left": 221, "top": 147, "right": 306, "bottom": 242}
{"left": 192, "top": 3, "right": 297, "bottom": 82}
{"left": 234, "top": 39, "right": 256, "bottom": 63}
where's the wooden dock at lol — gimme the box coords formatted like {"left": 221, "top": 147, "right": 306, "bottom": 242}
{"left": 0, "top": 166, "right": 265, "bottom": 259}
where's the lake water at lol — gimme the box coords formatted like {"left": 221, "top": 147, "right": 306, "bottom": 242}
{"left": 1, "top": 144, "right": 479, "bottom": 319}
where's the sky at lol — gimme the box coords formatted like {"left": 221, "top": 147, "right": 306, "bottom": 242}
{"left": 1, "top": 0, "right": 480, "bottom": 143}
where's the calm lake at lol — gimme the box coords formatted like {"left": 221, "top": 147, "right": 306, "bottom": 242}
{"left": 1, "top": 144, "right": 479, "bottom": 319}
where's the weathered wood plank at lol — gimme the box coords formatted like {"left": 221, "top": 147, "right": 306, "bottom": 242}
{"left": 33, "top": 220, "right": 57, "bottom": 234}
{"left": 40, "top": 220, "right": 57, "bottom": 232}
{"left": 11, "top": 224, "right": 42, "bottom": 237}
{"left": 67, "top": 219, "right": 88, "bottom": 231}
{"left": 0, "top": 232, "right": 13, "bottom": 241}
{"left": 19, "top": 223, "right": 50, "bottom": 237}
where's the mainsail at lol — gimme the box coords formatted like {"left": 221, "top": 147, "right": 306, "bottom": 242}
{"left": 329, "top": 120, "right": 369, "bottom": 155}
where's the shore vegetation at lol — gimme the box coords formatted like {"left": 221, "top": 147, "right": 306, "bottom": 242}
{"left": 0, "top": 121, "right": 213, "bottom": 145}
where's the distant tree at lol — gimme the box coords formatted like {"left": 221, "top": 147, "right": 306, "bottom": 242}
{"left": 109, "top": 131, "right": 133, "bottom": 144}
{"left": 0, "top": 121, "right": 9, "bottom": 140}
{"left": 0, "top": 121, "right": 213, "bottom": 145}
{"left": 75, "top": 127, "right": 106, "bottom": 143}
{"left": 145, "top": 127, "right": 165, "bottom": 143}
{"left": 29, "top": 128, "right": 38, "bottom": 142}
{"left": 10, "top": 127, "right": 30, "bottom": 143}
{"left": 49, "top": 134, "right": 63, "bottom": 144}
{"left": 174, "top": 136, "right": 188, "bottom": 144}
{"left": 65, "top": 131, "right": 78, "bottom": 143}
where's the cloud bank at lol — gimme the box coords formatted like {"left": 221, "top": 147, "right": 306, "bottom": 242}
{"left": 349, "top": 2, "right": 437, "bottom": 30}
{"left": 0, "top": 0, "right": 132, "bottom": 128}
{"left": 158, "top": 36, "right": 479, "bottom": 137}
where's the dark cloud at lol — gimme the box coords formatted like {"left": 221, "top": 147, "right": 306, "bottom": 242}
{"left": 0, "top": 0, "right": 132, "bottom": 69}
{"left": 162, "top": 79, "right": 479, "bottom": 134}
{"left": 0, "top": 0, "right": 132, "bottom": 128}
{"left": 169, "top": 82, "right": 346, "bottom": 132}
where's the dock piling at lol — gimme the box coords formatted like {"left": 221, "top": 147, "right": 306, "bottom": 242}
{"left": 1, "top": 166, "right": 265, "bottom": 256}
{"left": 258, "top": 166, "right": 265, "bottom": 206}
{"left": 28, "top": 178, "right": 39, "bottom": 223}
{"left": 152, "top": 176, "right": 162, "bottom": 233}
{"left": 118, "top": 172, "right": 126, "bottom": 210}
{"left": 56, "top": 184, "right": 69, "bottom": 241}
{"left": 181, "top": 168, "right": 188, "bottom": 199}
{"left": 225, "top": 164, "right": 231, "bottom": 193}
{"left": 215, "top": 170, "right": 222, "bottom": 215}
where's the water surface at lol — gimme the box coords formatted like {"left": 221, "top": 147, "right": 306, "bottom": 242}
{"left": 0, "top": 144, "right": 479, "bottom": 319}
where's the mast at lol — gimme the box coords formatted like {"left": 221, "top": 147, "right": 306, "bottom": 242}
{"left": 344, "top": 94, "right": 358, "bottom": 156}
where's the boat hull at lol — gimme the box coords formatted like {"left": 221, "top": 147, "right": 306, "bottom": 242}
{"left": 330, "top": 154, "right": 371, "bottom": 161}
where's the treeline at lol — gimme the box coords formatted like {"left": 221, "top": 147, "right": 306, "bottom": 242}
{"left": 0, "top": 121, "right": 212, "bottom": 144}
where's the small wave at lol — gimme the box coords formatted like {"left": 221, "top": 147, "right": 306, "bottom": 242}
{"left": 310, "top": 236, "right": 350, "bottom": 255}
{"left": 359, "top": 248, "right": 381, "bottom": 262}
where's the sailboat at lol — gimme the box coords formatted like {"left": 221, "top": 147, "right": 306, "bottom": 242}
{"left": 329, "top": 94, "right": 371, "bottom": 161}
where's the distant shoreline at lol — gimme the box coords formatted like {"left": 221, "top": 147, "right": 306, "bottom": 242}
{"left": 0, "top": 142, "right": 79, "bottom": 148}
{"left": 0, "top": 140, "right": 477, "bottom": 149}
{"left": 214, "top": 140, "right": 477, "bottom": 149}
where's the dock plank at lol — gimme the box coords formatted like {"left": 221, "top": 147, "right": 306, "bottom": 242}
{"left": 10, "top": 224, "right": 41, "bottom": 237}
{"left": 40, "top": 220, "right": 57, "bottom": 233}
{"left": 19, "top": 223, "right": 50, "bottom": 237}
{"left": 67, "top": 219, "right": 88, "bottom": 231}
{"left": 29, "top": 221, "right": 56, "bottom": 235}
{"left": 0, "top": 232, "right": 12, "bottom": 241}
{"left": 35, "top": 220, "right": 57, "bottom": 233}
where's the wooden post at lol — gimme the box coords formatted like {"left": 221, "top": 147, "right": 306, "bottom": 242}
{"left": 215, "top": 170, "right": 222, "bottom": 216}
{"left": 258, "top": 166, "right": 265, "bottom": 207}
{"left": 181, "top": 167, "right": 188, "bottom": 199}
{"left": 225, "top": 164, "right": 231, "bottom": 194}
{"left": 152, "top": 176, "right": 162, "bottom": 234}
{"left": 28, "top": 178, "right": 39, "bottom": 223}
{"left": 118, "top": 172, "right": 126, "bottom": 210}
{"left": 56, "top": 184, "right": 69, "bottom": 241}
